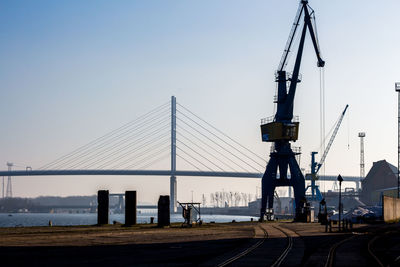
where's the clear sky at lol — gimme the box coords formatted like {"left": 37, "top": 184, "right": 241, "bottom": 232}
{"left": 1, "top": 0, "right": 399, "bottom": 204}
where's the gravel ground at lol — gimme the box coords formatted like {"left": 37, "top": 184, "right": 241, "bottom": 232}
{"left": 0, "top": 221, "right": 399, "bottom": 266}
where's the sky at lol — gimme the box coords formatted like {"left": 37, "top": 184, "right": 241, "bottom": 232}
{"left": 1, "top": 0, "right": 400, "bottom": 204}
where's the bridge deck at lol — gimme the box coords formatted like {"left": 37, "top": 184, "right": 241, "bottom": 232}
{"left": 0, "top": 170, "right": 361, "bottom": 182}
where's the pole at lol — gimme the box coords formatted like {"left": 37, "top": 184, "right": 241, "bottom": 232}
{"left": 395, "top": 83, "right": 400, "bottom": 198}
{"left": 338, "top": 181, "right": 341, "bottom": 231}
{"left": 337, "top": 174, "right": 343, "bottom": 231}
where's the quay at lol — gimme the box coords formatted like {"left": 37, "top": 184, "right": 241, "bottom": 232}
{"left": 0, "top": 221, "right": 399, "bottom": 266}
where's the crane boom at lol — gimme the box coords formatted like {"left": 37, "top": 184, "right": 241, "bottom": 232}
{"left": 316, "top": 104, "right": 349, "bottom": 173}
{"left": 277, "top": 1, "right": 325, "bottom": 73}
{"left": 277, "top": 2, "right": 304, "bottom": 72}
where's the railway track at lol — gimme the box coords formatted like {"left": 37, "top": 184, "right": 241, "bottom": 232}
{"left": 216, "top": 225, "right": 268, "bottom": 267}
{"left": 324, "top": 234, "right": 356, "bottom": 267}
{"left": 270, "top": 225, "right": 294, "bottom": 267}
{"left": 216, "top": 223, "right": 297, "bottom": 267}
{"left": 324, "top": 232, "right": 385, "bottom": 267}
{"left": 367, "top": 235, "right": 385, "bottom": 267}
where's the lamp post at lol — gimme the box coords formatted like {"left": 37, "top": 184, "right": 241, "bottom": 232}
{"left": 337, "top": 174, "right": 343, "bottom": 231}
{"left": 396, "top": 82, "right": 400, "bottom": 198}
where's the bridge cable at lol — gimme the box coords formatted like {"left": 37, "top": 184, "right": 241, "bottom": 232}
{"left": 176, "top": 139, "right": 225, "bottom": 172}
{"left": 54, "top": 109, "right": 170, "bottom": 169}
{"left": 76, "top": 119, "right": 170, "bottom": 169}
{"left": 177, "top": 124, "right": 241, "bottom": 172}
{"left": 39, "top": 101, "right": 170, "bottom": 170}
{"left": 176, "top": 154, "right": 202, "bottom": 172}
{"left": 123, "top": 144, "right": 170, "bottom": 170}
{"left": 139, "top": 151, "right": 171, "bottom": 170}
{"left": 109, "top": 135, "right": 170, "bottom": 169}
{"left": 177, "top": 130, "right": 239, "bottom": 172}
{"left": 176, "top": 109, "right": 265, "bottom": 170}
{"left": 176, "top": 117, "right": 253, "bottom": 173}
{"left": 42, "top": 105, "right": 170, "bottom": 169}
{"left": 111, "top": 136, "right": 171, "bottom": 169}
{"left": 177, "top": 103, "right": 266, "bottom": 162}
{"left": 57, "top": 114, "right": 170, "bottom": 169}
{"left": 176, "top": 147, "right": 214, "bottom": 172}
{"left": 175, "top": 114, "right": 264, "bottom": 171}
{"left": 86, "top": 125, "right": 170, "bottom": 169}
{"left": 60, "top": 119, "right": 169, "bottom": 169}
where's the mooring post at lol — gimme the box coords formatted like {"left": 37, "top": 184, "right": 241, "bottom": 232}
{"left": 158, "top": 195, "right": 170, "bottom": 227}
{"left": 97, "top": 190, "right": 109, "bottom": 225}
{"left": 125, "top": 191, "right": 137, "bottom": 226}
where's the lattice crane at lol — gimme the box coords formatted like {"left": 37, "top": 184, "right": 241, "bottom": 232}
{"left": 307, "top": 105, "right": 349, "bottom": 202}
{"left": 260, "top": 0, "right": 325, "bottom": 221}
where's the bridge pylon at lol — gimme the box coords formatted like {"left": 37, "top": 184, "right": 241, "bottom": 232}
{"left": 6, "top": 162, "right": 13, "bottom": 198}
{"left": 170, "top": 96, "right": 177, "bottom": 212}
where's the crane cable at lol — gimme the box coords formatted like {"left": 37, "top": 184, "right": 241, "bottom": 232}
{"left": 320, "top": 67, "right": 326, "bottom": 193}
{"left": 312, "top": 9, "right": 326, "bottom": 193}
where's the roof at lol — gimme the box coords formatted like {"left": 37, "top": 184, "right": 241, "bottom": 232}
{"left": 387, "top": 161, "right": 398, "bottom": 175}
{"left": 369, "top": 160, "right": 398, "bottom": 176}
{"left": 375, "top": 186, "right": 399, "bottom": 192}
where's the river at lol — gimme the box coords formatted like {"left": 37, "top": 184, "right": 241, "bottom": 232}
{"left": 0, "top": 211, "right": 257, "bottom": 227}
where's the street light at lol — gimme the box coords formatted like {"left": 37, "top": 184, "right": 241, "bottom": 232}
{"left": 395, "top": 82, "right": 400, "bottom": 198}
{"left": 337, "top": 174, "right": 343, "bottom": 231}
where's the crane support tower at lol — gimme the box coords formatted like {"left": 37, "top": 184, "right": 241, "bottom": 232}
{"left": 260, "top": 0, "right": 325, "bottom": 221}
{"left": 358, "top": 132, "right": 366, "bottom": 180}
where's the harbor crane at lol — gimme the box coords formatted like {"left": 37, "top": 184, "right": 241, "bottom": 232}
{"left": 260, "top": 0, "right": 325, "bottom": 221}
{"left": 306, "top": 104, "right": 349, "bottom": 202}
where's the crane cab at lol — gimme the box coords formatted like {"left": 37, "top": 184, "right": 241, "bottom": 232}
{"left": 260, "top": 121, "right": 299, "bottom": 142}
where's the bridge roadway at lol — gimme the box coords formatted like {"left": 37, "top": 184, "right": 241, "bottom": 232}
{"left": 34, "top": 205, "right": 157, "bottom": 209}
{"left": 0, "top": 169, "right": 361, "bottom": 182}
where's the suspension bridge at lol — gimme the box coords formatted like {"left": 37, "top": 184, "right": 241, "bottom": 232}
{"left": 0, "top": 96, "right": 361, "bottom": 211}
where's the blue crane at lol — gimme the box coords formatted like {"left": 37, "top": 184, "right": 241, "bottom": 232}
{"left": 260, "top": 0, "right": 325, "bottom": 221}
{"left": 306, "top": 104, "right": 349, "bottom": 202}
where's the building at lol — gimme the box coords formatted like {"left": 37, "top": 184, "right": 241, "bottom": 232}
{"left": 361, "top": 160, "right": 398, "bottom": 205}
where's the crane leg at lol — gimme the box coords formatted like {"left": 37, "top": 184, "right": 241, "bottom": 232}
{"left": 261, "top": 146, "right": 306, "bottom": 221}
{"left": 288, "top": 156, "right": 306, "bottom": 220}
{"left": 260, "top": 157, "right": 278, "bottom": 220}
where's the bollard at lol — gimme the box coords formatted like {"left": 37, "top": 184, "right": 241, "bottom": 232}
{"left": 158, "top": 195, "right": 170, "bottom": 227}
{"left": 98, "top": 190, "right": 109, "bottom": 225}
{"left": 125, "top": 191, "right": 137, "bottom": 226}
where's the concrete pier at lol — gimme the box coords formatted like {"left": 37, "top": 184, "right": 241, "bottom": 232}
{"left": 97, "top": 190, "right": 109, "bottom": 225}
{"left": 158, "top": 195, "right": 170, "bottom": 227}
{"left": 125, "top": 191, "right": 137, "bottom": 226}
